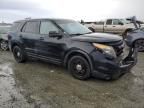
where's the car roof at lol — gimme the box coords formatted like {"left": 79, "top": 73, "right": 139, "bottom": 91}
{"left": 14, "top": 18, "right": 74, "bottom": 23}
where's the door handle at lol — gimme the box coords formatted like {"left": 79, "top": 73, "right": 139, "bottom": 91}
{"left": 113, "top": 26, "right": 116, "bottom": 27}
{"left": 40, "top": 37, "right": 44, "bottom": 40}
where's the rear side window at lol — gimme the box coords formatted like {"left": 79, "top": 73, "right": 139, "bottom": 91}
{"left": 11, "top": 22, "right": 22, "bottom": 32}
{"left": 22, "top": 21, "right": 39, "bottom": 34}
{"left": 106, "top": 20, "right": 112, "bottom": 25}
{"left": 40, "top": 21, "right": 59, "bottom": 35}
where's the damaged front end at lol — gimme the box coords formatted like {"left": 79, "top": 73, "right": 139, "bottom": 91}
{"left": 91, "top": 39, "right": 139, "bottom": 80}
{"left": 119, "top": 47, "right": 138, "bottom": 73}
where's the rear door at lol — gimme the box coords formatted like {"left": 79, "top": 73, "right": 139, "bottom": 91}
{"left": 20, "top": 21, "right": 40, "bottom": 54}
{"left": 112, "top": 19, "right": 124, "bottom": 34}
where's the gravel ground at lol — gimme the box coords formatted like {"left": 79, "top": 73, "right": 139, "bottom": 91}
{"left": 0, "top": 50, "right": 144, "bottom": 108}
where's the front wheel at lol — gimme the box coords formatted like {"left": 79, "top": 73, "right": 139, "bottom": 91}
{"left": 0, "top": 40, "right": 9, "bottom": 51}
{"left": 134, "top": 39, "right": 144, "bottom": 52}
{"left": 13, "top": 46, "right": 26, "bottom": 63}
{"left": 68, "top": 56, "right": 91, "bottom": 80}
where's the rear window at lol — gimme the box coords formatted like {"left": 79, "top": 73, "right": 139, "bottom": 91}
{"left": 22, "top": 21, "right": 39, "bottom": 34}
{"left": 10, "top": 22, "right": 22, "bottom": 32}
{"left": 106, "top": 20, "right": 112, "bottom": 25}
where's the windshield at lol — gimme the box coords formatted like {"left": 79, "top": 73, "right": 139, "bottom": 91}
{"left": 119, "top": 19, "right": 131, "bottom": 24}
{"left": 55, "top": 20, "right": 92, "bottom": 35}
{"left": 0, "top": 26, "right": 11, "bottom": 34}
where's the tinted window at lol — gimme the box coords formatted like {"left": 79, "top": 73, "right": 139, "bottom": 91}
{"left": 22, "top": 21, "right": 39, "bottom": 33}
{"left": 106, "top": 20, "right": 112, "bottom": 25}
{"left": 40, "top": 21, "right": 59, "bottom": 34}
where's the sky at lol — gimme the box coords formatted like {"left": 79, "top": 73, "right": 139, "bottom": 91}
{"left": 0, "top": 0, "right": 144, "bottom": 23}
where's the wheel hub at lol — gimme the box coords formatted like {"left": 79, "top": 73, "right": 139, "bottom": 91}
{"left": 17, "top": 52, "right": 20, "bottom": 57}
{"left": 76, "top": 64, "right": 82, "bottom": 71}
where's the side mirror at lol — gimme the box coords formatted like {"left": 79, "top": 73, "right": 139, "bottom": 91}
{"left": 119, "top": 22, "right": 124, "bottom": 25}
{"left": 49, "top": 31, "right": 63, "bottom": 38}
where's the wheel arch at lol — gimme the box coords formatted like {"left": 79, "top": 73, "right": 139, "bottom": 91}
{"left": 11, "top": 42, "right": 23, "bottom": 52}
{"left": 64, "top": 50, "right": 93, "bottom": 71}
{"left": 133, "top": 38, "right": 144, "bottom": 47}
{"left": 123, "top": 28, "right": 133, "bottom": 35}
{"left": 0, "top": 39, "right": 3, "bottom": 42}
{"left": 122, "top": 28, "right": 133, "bottom": 39}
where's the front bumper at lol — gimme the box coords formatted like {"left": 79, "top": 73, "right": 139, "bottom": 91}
{"left": 91, "top": 48, "right": 138, "bottom": 80}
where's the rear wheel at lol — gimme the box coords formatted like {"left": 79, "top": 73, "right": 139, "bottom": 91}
{"left": 134, "top": 39, "right": 144, "bottom": 52}
{"left": 0, "top": 40, "right": 9, "bottom": 51}
{"left": 13, "top": 46, "right": 26, "bottom": 63}
{"left": 68, "top": 56, "right": 91, "bottom": 80}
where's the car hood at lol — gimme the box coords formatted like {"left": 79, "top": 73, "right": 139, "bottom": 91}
{"left": 71, "top": 33, "right": 122, "bottom": 43}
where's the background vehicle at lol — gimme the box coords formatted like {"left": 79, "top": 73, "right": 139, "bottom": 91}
{"left": 125, "top": 16, "right": 144, "bottom": 52}
{"left": 8, "top": 18, "right": 138, "bottom": 80}
{"left": 0, "top": 25, "right": 11, "bottom": 50}
{"left": 126, "top": 27, "right": 144, "bottom": 52}
{"left": 84, "top": 18, "right": 136, "bottom": 37}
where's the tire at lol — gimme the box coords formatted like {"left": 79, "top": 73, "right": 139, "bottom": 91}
{"left": 134, "top": 39, "right": 144, "bottom": 52}
{"left": 68, "top": 56, "right": 91, "bottom": 80}
{"left": 12, "top": 46, "right": 26, "bottom": 63}
{"left": 0, "top": 40, "right": 9, "bottom": 51}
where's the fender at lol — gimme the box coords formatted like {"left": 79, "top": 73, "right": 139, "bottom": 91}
{"left": 64, "top": 49, "right": 93, "bottom": 71}
{"left": 11, "top": 40, "right": 25, "bottom": 51}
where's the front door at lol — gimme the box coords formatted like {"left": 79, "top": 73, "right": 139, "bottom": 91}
{"left": 36, "top": 20, "right": 66, "bottom": 63}
{"left": 112, "top": 19, "right": 124, "bottom": 34}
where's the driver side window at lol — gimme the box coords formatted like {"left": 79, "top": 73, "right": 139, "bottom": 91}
{"left": 113, "top": 19, "right": 121, "bottom": 25}
{"left": 40, "top": 21, "right": 59, "bottom": 35}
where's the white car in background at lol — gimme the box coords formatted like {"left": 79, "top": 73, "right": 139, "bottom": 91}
{"left": 84, "top": 19, "right": 136, "bottom": 37}
{"left": 0, "top": 25, "right": 11, "bottom": 50}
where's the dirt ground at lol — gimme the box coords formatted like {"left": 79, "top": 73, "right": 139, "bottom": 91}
{"left": 0, "top": 50, "right": 144, "bottom": 108}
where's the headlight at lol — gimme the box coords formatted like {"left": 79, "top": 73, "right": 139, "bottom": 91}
{"left": 93, "top": 43, "right": 116, "bottom": 58}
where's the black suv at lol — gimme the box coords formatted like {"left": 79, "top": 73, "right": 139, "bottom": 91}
{"left": 8, "top": 19, "right": 138, "bottom": 80}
